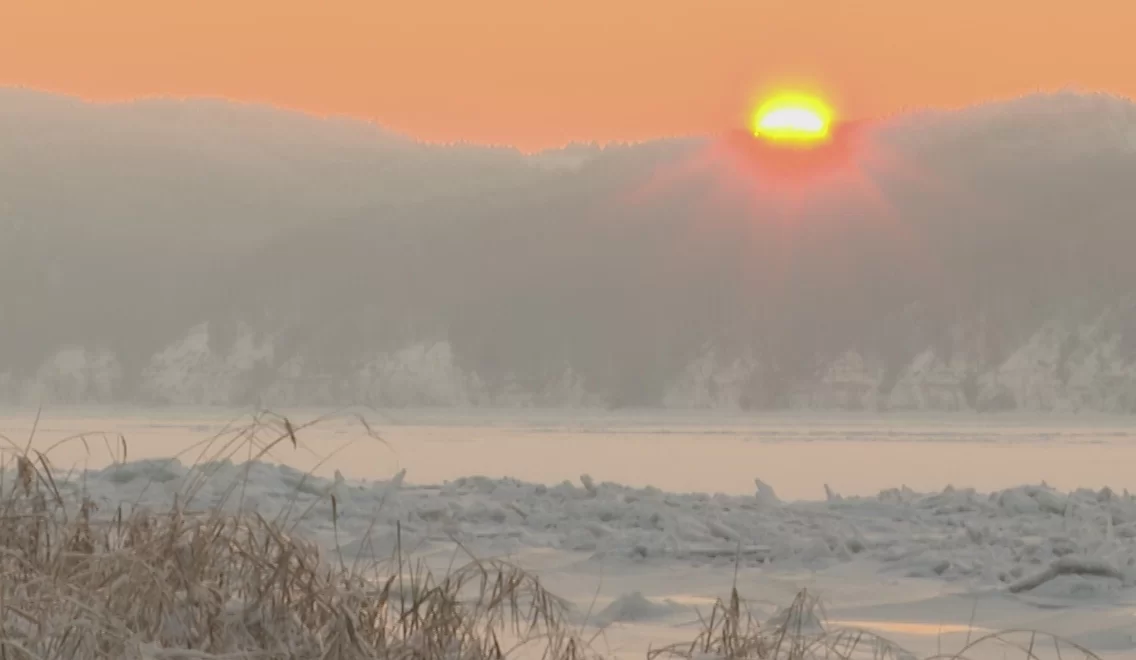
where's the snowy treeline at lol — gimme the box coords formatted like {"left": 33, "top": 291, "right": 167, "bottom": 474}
{"left": 3, "top": 89, "right": 1136, "bottom": 411}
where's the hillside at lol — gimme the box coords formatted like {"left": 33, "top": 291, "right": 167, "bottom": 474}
{"left": 3, "top": 89, "right": 1136, "bottom": 412}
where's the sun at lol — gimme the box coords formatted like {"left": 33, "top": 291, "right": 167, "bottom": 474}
{"left": 751, "top": 93, "right": 833, "bottom": 145}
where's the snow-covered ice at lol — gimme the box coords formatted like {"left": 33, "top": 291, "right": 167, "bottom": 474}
{"left": 62, "top": 454, "right": 1136, "bottom": 589}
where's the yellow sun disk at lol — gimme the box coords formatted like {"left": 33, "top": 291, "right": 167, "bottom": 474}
{"left": 751, "top": 95, "right": 833, "bottom": 143}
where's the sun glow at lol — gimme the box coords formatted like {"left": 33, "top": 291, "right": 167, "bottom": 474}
{"left": 751, "top": 93, "right": 833, "bottom": 145}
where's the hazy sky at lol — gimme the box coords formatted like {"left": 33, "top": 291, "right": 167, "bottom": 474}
{"left": 3, "top": 0, "right": 1131, "bottom": 150}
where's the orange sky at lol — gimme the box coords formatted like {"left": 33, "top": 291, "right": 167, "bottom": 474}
{"left": 2, "top": 0, "right": 1132, "bottom": 151}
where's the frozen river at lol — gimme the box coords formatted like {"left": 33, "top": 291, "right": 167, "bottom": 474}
{"left": 4, "top": 407, "right": 1136, "bottom": 500}
{"left": 4, "top": 407, "right": 1136, "bottom": 658}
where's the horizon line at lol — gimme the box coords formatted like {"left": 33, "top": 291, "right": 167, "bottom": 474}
{"left": 2, "top": 83, "right": 1132, "bottom": 154}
